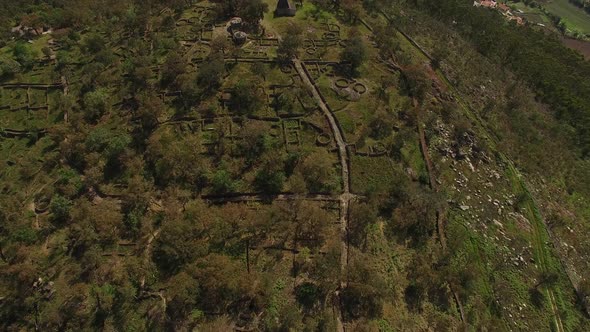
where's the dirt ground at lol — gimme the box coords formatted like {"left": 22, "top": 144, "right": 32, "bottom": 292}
{"left": 562, "top": 37, "right": 590, "bottom": 60}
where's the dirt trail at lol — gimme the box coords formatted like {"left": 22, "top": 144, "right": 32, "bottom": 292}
{"left": 202, "top": 193, "right": 341, "bottom": 203}
{"left": 293, "top": 60, "right": 350, "bottom": 194}
{"left": 293, "top": 58, "right": 352, "bottom": 332}
{"left": 61, "top": 76, "right": 69, "bottom": 123}
{"left": 416, "top": 108, "right": 465, "bottom": 322}
{"left": 548, "top": 288, "right": 565, "bottom": 332}
{"left": 140, "top": 229, "right": 161, "bottom": 289}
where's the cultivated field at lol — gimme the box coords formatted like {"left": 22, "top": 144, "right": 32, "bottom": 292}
{"left": 544, "top": 0, "right": 590, "bottom": 34}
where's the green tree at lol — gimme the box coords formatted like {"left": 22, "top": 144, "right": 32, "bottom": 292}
{"left": 295, "top": 282, "right": 323, "bottom": 309}
{"left": 215, "top": 0, "right": 269, "bottom": 26}
{"left": 275, "top": 91, "right": 296, "bottom": 114}
{"left": 238, "top": 121, "right": 276, "bottom": 165}
{"left": 50, "top": 194, "right": 72, "bottom": 222}
{"left": 254, "top": 166, "right": 285, "bottom": 194}
{"left": 535, "top": 270, "right": 560, "bottom": 289}
{"left": 236, "top": 0, "right": 268, "bottom": 27}
{"left": 340, "top": 29, "right": 366, "bottom": 76}
{"left": 340, "top": 0, "right": 363, "bottom": 23}
{"left": 147, "top": 127, "right": 207, "bottom": 187}
{"left": 210, "top": 170, "right": 237, "bottom": 194}
{"left": 400, "top": 65, "right": 430, "bottom": 103}
{"left": 0, "top": 56, "right": 21, "bottom": 78}
{"left": 83, "top": 88, "right": 111, "bottom": 122}
{"left": 191, "top": 254, "right": 263, "bottom": 313}
{"left": 294, "top": 201, "right": 330, "bottom": 248}
{"left": 82, "top": 33, "right": 106, "bottom": 54}
{"left": 55, "top": 167, "right": 84, "bottom": 197}
{"left": 197, "top": 52, "right": 225, "bottom": 90}
{"left": 85, "top": 126, "right": 131, "bottom": 162}
{"left": 153, "top": 217, "right": 208, "bottom": 273}
{"left": 166, "top": 271, "right": 200, "bottom": 322}
{"left": 299, "top": 150, "right": 339, "bottom": 193}
{"left": 135, "top": 91, "right": 165, "bottom": 135}
{"left": 161, "top": 51, "right": 186, "bottom": 88}
{"left": 341, "top": 282, "right": 383, "bottom": 320}
{"left": 12, "top": 42, "right": 36, "bottom": 68}
{"left": 71, "top": 200, "right": 124, "bottom": 246}
{"left": 230, "top": 79, "right": 265, "bottom": 115}
{"left": 368, "top": 112, "right": 393, "bottom": 140}
{"left": 277, "top": 23, "right": 304, "bottom": 63}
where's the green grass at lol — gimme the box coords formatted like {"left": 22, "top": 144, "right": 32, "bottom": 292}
{"left": 545, "top": 0, "right": 590, "bottom": 34}
{"left": 350, "top": 155, "right": 400, "bottom": 194}
{"left": 509, "top": 1, "right": 553, "bottom": 25}
{"left": 390, "top": 7, "right": 587, "bottom": 324}
{"left": 401, "top": 139, "right": 428, "bottom": 182}
{"left": 504, "top": 156, "right": 584, "bottom": 331}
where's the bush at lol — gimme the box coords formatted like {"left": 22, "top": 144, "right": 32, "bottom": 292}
{"left": 369, "top": 116, "right": 392, "bottom": 140}
{"left": 340, "top": 30, "right": 366, "bottom": 76}
{"left": 85, "top": 127, "right": 131, "bottom": 161}
{"left": 12, "top": 42, "right": 36, "bottom": 68}
{"left": 254, "top": 168, "right": 285, "bottom": 194}
{"left": 230, "top": 80, "right": 265, "bottom": 116}
{"left": 83, "top": 88, "right": 111, "bottom": 122}
{"left": 341, "top": 282, "right": 383, "bottom": 320}
{"left": 295, "top": 282, "right": 323, "bottom": 309}
{"left": 211, "top": 170, "right": 237, "bottom": 194}
{"left": 82, "top": 33, "right": 106, "bottom": 54}
{"left": 50, "top": 195, "right": 72, "bottom": 222}
{"left": 300, "top": 150, "right": 339, "bottom": 193}
{"left": 56, "top": 168, "right": 84, "bottom": 196}
{"left": 0, "top": 56, "right": 21, "bottom": 78}
{"left": 11, "top": 227, "right": 38, "bottom": 244}
{"left": 197, "top": 52, "right": 225, "bottom": 89}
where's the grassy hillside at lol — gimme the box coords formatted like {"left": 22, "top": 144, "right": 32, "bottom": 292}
{"left": 0, "top": 0, "right": 589, "bottom": 330}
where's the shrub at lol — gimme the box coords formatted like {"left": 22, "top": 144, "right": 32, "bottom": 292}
{"left": 50, "top": 194, "right": 72, "bottom": 222}
{"left": 211, "top": 170, "right": 237, "bottom": 194}
{"left": 83, "top": 88, "right": 111, "bottom": 122}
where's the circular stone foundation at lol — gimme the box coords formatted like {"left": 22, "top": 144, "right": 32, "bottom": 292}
{"left": 353, "top": 82, "right": 367, "bottom": 94}
{"left": 34, "top": 195, "right": 51, "bottom": 214}
{"left": 335, "top": 78, "right": 350, "bottom": 89}
{"left": 322, "top": 32, "right": 338, "bottom": 40}
{"left": 280, "top": 65, "right": 293, "bottom": 74}
{"left": 316, "top": 133, "right": 331, "bottom": 146}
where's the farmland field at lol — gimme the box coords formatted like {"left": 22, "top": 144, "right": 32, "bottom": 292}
{"left": 544, "top": 0, "right": 590, "bottom": 34}
{"left": 562, "top": 36, "right": 590, "bottom": 58}
{"left": 509, "top": 1, "right": 553, "bottom": 25}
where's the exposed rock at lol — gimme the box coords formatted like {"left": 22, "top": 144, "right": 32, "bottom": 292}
{"left": 406, "top": 167, "right": 418, "bottom": 181}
